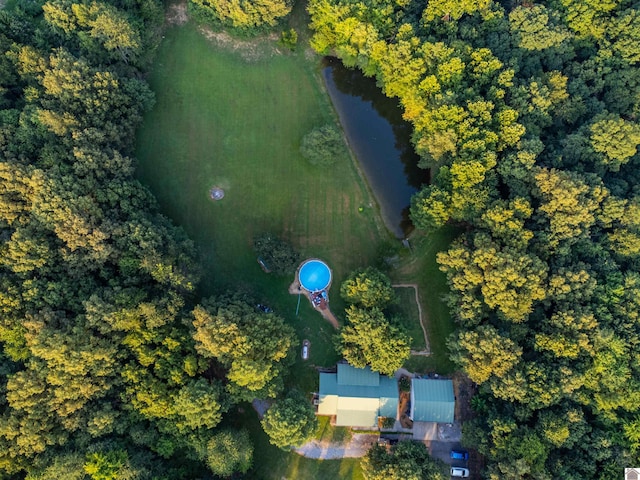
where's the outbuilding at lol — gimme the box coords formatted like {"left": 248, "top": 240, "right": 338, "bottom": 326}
{"left": 410, "top": 378, "right": 455, "bottom": 423}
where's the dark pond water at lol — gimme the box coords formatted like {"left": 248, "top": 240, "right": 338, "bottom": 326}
{"left": 322, "top": 57, "right": 429, "bottom": 238}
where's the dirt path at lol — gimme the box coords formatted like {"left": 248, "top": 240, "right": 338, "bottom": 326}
{"left": 392, "top": 284, "right": 431, "bottom": 354}
{"left": 289, "top": 272, "right": 340, "bottom": 329}
{"left": 165, "top": 2, "right": 188, "bottom": 25}
{"left": 295, "top": 433, "right": 378, "bottom": 459}
{"left": 319, "top": 308, "right": 340, "bottom": 329}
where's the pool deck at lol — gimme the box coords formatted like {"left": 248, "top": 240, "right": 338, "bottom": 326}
{"left": 288, "top": 277, "right": 339, "bottom": 329}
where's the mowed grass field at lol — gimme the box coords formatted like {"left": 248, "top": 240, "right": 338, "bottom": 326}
{"left": 388, "top": 287, "right": 426, "bottom": 351}
{"left": 136, "top": 25, "right": 384, "bottom": 299}
{"left": 392, "top": 227, "right": 461, "bottom": 374}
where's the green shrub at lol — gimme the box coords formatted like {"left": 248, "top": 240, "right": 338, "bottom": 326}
{"left": 253, "top": 233, "right": 300, "bottom": 275}
{"left": 380, "top": 416, "right": 396, "bottom": 429}
{"left": 398, "top": 376, "right": 410, "bottom": 392}
{"left": 300, "top": 124, "right": 349, "bottom": 166}
{"left": 280, "top": 28, "right": 298, "bottom": 51}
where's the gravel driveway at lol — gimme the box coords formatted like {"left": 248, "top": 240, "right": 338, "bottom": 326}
{"left": 294, "top": 434, "right": 379, "bottom": 459}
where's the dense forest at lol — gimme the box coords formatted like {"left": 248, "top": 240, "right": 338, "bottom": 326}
{"left": 308, "top": 0, "right": 640, "bottom": 478}
{"left": 0, "top": 0, "right": 311, "bottom": 477}
{"left": 3, "top": 0, "right": 640, "bottom": 477}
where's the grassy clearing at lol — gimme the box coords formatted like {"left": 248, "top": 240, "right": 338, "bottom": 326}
{"left": 390, "top": 227, "right": 461, "bottom": 374}
{"left": 136, "top": 25, "right": 384, "bottom": 298}
{"left": 135, "top": 7, "right": 459, "bottom": 476}
{"left": 314, "top": 415, "right": 352, "bottom": 443}
{"left": 387, "top": 287, "right": 425, "bottom": 351}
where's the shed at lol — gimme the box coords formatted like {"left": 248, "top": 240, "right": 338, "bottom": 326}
{"left": 410, "top": 378, "right": 455, "bottom": 423}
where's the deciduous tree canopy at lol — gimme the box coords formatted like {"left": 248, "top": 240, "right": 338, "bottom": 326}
{"left": 189, "top": 0, "right": 292, "bottom": 31}
{"left": 338, "top": 306, "right": 410, "bottom": 376}
{"left": 362, "top": 441, "right": 448, "bottom": 480}
{"left": 261, "top": 390, "right": 317, "bottom": 449}
{"left": 309, "top": 0, "right": 640, "bottom": 475}
{"left": 340, "top": 266, "right": 395, "bottom": 309}
{"left": 192, "top": 295, "right": 295, "bottom": 401}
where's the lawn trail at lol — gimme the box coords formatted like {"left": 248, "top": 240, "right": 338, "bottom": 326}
{"left": 393, "top": 284, "right": 431, "bottom": 355}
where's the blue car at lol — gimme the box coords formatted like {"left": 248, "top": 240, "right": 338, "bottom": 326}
{"left": 450, "top": 450, "right": 469, "bottom": 461}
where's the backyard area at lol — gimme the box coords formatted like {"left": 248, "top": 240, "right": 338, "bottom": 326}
{"left": 392, "top": 228, "right": 461, "bottom": 374}
{"left": 388, "top": 285, "right": 428, "bottom": 352}
{"left": 135, "top": 6, "right": 457, "bottom": 478}
{"left": 135, "top": 22, "right": 384, "bottom": 298}
{"left": 135, "top": 15, "right": 380, "bottom": 478}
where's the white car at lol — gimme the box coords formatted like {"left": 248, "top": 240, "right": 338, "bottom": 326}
{"left": 451, "top": 467, "right": 469, "bottom": 478}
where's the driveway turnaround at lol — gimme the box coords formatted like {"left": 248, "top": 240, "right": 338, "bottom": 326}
{"left": 295, "top": 433, "right": 379, "bottom": 459}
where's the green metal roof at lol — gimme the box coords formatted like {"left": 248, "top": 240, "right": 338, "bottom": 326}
{"left": 337, "top": 364, "right": 379, "bottom": 386}
{"left": 379, "top": 394, "right": 398, "bottom": 418}
{"left": 319, "top": 372, "right": 338, "bottom": 396}
{"left": 411, "top": 379, "right": 454, "bottom": 423}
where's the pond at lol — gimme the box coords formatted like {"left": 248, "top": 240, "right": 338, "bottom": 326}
{"left": 322, "top": 57, "right": 429, "bottom": 238}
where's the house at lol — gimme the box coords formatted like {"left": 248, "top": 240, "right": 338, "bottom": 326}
{"left": 410, "top": 378, "right": 455, "bottom": 423}
{"left": 317, "top": 364, "right": 398, "bottom": 427}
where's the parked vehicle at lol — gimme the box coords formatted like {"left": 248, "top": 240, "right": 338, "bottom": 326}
{"left": 301, "top": 340, "right": 310, "bottom": 360}
{"left": 450, "top": 450, "right": 469, "bottom": 461}
{"left": 451, "top": 467, "right": 470, "bottom": 478}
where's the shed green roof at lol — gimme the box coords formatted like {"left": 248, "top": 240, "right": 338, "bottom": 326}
{"left": 411, "top": 379, "right": 454, "bottom": 423}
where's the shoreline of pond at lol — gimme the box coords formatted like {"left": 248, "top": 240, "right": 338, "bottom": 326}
{"left": 312, "top": 63, "right": 390, "bottom": 243}
{"left": 320, "top": 57, "right": 430, "bottom": 239}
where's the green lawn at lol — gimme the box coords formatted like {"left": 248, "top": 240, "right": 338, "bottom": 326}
{"left": 135, "top": 20, "right": 383, "bottom": 371}
{"left": 391, "top": 227, "right": 461, "bottom": 374}
{"left": 136, "top": 25, "right": 385, "bottom": 299}
{"left": 388, "top": 287, "right": 426, "bottom": 351}
{"left": 314, "top": 415, "right": 352, "bottom": 443}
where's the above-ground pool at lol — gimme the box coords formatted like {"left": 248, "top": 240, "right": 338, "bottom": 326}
{"left": 299, "top": 259, "right": 332, "bottom": 292}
